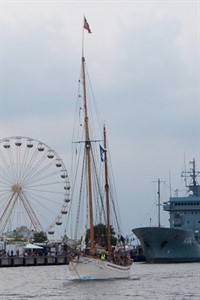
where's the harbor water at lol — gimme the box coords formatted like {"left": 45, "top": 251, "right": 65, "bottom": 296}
{"left": 0, "top": 262, "right": 199, "bottom": 299}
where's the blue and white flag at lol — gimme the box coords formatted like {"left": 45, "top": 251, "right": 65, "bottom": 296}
{"left": 100, "top": 145, "right": 105, "bottom": 162}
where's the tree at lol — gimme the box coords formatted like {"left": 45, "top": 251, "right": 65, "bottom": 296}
{"left": 12, "top": 231, "right": 24, "bottom": 242}
{"left": 85, "top": 223, "right": 117, "bottom": 248}
{"left": 33, "top": 231, "right": 48, "bottom": 243}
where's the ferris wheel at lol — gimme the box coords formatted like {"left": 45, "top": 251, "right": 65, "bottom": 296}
{"left": 0, "top": 136, "right": 70, "bottom": 237}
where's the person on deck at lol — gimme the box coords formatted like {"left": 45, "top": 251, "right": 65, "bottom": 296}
{"left": 100, "top": 252, "right": 106, "bottom": 261}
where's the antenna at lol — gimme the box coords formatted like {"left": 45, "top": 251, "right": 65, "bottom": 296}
{"left": 157, "top": 179, "right": 161, "bottom": 227}
{"left": 153, "top": 179, "right": 165, "bottom": 227}
{"left": 182, "top": 153, "right": 187, "bottom": 187}
{"left": 182, "top": 158, "right": 200, "bottom": 186}
{"left": 169, "top": 171, "right": 172, "bottom": 198}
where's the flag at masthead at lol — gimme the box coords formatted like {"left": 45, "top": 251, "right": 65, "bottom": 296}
{"left": 84, "top": 17, "right": 92, "bottom": 33}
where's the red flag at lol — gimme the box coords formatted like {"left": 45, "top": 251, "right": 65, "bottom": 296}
{"left": 84, "top": 17, "right": 92, "bottom": 33}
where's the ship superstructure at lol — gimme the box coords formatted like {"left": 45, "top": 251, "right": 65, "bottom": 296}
{"left": 164, "top": 159, "right": 200, "bottom": 238}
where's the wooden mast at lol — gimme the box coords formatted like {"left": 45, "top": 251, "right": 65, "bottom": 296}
{"left": 103, "top": 125, "right": 112, "bottom": 254}
{"left": 82, "top": 56, "right": 95, "bottom": 256}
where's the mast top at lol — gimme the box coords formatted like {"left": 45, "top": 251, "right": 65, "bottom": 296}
{"left": 82, "top": 16, "right": 92, "bottom": 57}
{"left": 182, "top": 159, "right": 200, "bottom": 196}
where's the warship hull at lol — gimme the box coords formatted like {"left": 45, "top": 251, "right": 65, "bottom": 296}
{"left": 133, "top": 227, "right": 200, "bottom": 263}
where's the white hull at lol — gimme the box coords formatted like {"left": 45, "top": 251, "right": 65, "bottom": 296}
{"left": 68, "top": 256, "right": 131, "bottom": 280}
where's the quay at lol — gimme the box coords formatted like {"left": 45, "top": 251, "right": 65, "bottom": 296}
{"left": 0, "top": 255, "right": 69, "bottom": 268}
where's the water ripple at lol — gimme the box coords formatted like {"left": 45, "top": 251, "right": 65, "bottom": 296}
{"left": 0, "top": 263, "right": 199, "bottom": 299}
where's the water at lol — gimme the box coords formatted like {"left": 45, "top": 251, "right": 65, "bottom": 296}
{"left": 0, "top": 262, "right": 199, "bottom": 299}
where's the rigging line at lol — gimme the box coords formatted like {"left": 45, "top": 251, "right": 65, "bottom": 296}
{"left": 81, "top": 73, "right": 103, "bottom": 148}
{"left": 70, "top": 132, "right": 84, "bottom": 202}
{"left": 67, "top": 142, "right": 83, "bottom": 238}
{"left": 102, "top": 133, "right": 123, "bottom": 228}
{"left": 74, "top": 151, "right": 86, "bottom": 241}
{"left": 71, "top": 133, "right": 84, "bottom": 178}
{"left": 70, "top": 85, "right": 85, "bottom": 194}
{"left": 90, "top": 146, "right": 106, "bottom": 223}
{"left": 106, "top": 182, "right": 122, "bottom": 235}
{"left": 110, "top": 194, "right": 121, "bottom": 235}
{"left": 84, "top": 62, "right": 104, "bottom": 132}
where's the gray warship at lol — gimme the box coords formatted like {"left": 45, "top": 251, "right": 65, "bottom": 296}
{"left": 133, "top": 159, "right": 200, "bottom": 263}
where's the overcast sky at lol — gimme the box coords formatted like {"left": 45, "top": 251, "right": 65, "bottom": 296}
{"left": 0, "top": 1, "right": 199, "bottom": 239}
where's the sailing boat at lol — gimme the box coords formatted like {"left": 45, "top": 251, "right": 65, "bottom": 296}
{"left": 67, "top": 18, "right": 132, "bottom": 280}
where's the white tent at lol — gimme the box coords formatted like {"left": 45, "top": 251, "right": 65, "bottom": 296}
{"left": 24, "top": 243, "right": 43, "bottom": 249}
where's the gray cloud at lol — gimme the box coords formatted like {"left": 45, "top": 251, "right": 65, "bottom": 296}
{"left": 0, "top": 2, "right": 199, "bottom": 237}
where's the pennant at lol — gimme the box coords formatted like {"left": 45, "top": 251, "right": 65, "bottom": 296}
{"left": 84, "top": 17, "right": 92, "bottom": 33}
{"left": 100, "top": 145, "right": 105, "bottom": 162}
